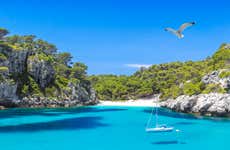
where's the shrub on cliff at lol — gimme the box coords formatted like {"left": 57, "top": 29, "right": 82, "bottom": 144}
{"left": 183, "top": 82, "right": 202, "bottom": 96}
{"left": 0, "top": 66, "right": 9, "bottom": 73}
{"left": 219, "top": 70, "right": 230, "bottom": 78}
{"left": 202, "top": 84, "right": 226, "bottom": 94}
{"left": 0, "top": 53, "right": 7, "bottom": 61}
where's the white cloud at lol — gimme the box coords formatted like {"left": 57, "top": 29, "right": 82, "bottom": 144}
{"left": 125, "top": 64, "right": 152, "bottom": 68}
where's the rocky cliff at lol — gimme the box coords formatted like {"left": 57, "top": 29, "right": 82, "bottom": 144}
{"left": 161, "top": 70, "right": 230, "bottom": 117}
{"left": 0, "top": 29, "right": 97, "bottom": 108}
{"left": 160, "top": 93, "right": 230, "bottom": 117}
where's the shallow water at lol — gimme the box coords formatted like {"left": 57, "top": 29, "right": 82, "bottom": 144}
{"left": 0, "top": 106, "right": 229, "bottom": 150}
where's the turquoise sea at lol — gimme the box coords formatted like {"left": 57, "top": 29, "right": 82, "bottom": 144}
{"left": 0, "top": 106, "right": 229, "bottom": 150}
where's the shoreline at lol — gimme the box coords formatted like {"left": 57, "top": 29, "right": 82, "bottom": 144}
{"left": 97, "top": 99, "right": 157, "bottom": 107}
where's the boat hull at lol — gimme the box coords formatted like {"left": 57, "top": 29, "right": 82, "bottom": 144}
{"left": 146, "top": 127, "right": 174, "bottom": 132}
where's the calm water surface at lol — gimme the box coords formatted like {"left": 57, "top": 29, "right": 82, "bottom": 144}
{"left": 0, "top": 106, "right": 229, "bottom": 150}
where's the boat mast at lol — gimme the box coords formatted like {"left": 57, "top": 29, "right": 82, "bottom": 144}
{"left": 155, "top": 95, "right": 159, "bottom": 127}
{"left": 155, "top": 105, "right": 158, "bottom": 127}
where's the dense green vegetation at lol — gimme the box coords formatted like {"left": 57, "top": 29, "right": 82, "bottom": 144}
{"left": 0, "top": 28, "right": 90, "bottom": 99}
{"left": 219, "top": 70, "right": 230, "bottom": 78}
{"left": 89, "top": 44, "right": 230, "bottom": 100}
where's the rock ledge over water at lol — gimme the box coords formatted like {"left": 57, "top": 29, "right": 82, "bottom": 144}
{"left": 160, "top": 93, "right": 230, "bottom": 117}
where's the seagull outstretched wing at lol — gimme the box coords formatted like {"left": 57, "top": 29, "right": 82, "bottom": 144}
{"left": 178, "top": 22, "right": 195, "bottom": 33}
{"left": 165, "top": 28, "right": 180, "bottom": 37}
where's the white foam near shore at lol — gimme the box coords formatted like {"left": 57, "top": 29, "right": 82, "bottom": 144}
{"left": 98, "top": 99, "right": 158, "bottom": 107}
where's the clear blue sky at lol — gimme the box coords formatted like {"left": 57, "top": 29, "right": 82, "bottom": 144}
{"left": 0, "top": 0, "right": 229, "bottom": 75}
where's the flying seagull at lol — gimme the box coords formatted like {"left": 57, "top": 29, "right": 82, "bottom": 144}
{"left": 165, "top": 22, "right": 195, "bottom": 39}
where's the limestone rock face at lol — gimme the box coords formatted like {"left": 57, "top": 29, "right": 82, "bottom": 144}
{"left": 0, "top": 82, "right": 17, "bottom": 100}
{"left": 68, "top": 81, "right": 97, "bottom": 104}
{"left": 15, "top": 95, "right": 97, "bottom": 108}
{"left": 201, "top": 71, "right": 220, "bottom": 85}
{"left": 220, "top": 78, "right": 230, "bottom": 90}
{"left": 0, "top": 57, "right": 9, "bottom": 67}
{"left": 27, "top": 56, "right": 55, "bottom": 89}
{"left": 161, "top": 95, "right": 197, "bottom": 113}
{"left": 201, "top": 70, "right": 230, "bottom": 91}
{"left": 161, "top": 93, "right": 230, "bottom": 117}
{"left": 75, "top": 82, "right": 97, "bottom": 104}
{"left": 8, "top": 50, "right": 28, "bottom": 74}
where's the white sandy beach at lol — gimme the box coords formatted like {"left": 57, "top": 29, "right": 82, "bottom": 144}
{"left": 98, "top": 96, "right": 159, "bottom": 107}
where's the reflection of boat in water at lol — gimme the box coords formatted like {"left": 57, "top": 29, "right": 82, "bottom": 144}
{"left": 145, "top": 96, "right": 174, "bottom": 133}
